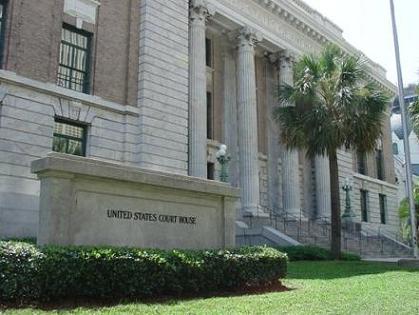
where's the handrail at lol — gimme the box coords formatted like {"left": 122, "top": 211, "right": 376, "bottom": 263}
{"left": 265, "top": 206, "right": 411, "bottom": 257}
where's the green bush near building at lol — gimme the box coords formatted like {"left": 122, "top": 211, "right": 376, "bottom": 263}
{"left": 277, "top": 245, "right": 360, "bottom": 261}
{"left": 0, "top": 241, "right": 287, "bottom": 303}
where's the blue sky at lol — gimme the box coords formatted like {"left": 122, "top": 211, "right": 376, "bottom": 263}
{"left": 303, "top": 0, "right": 419, "bottom": 86}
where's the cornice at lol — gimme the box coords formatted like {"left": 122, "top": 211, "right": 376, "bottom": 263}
{"left": 251, "top": 0, "right": 396, "bottom": 94}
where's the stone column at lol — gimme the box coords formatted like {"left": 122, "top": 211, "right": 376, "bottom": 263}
{"left": 222, "top": 41, "right": 239, "bottom": 187}
{"left": 279, "top": 52, "right": 302, "bottom": 217}
{"left": 266, "top": 54, "right": 281, "bottom": 212}
{"left": 236, "top": 27, "right": 263, "bottom": 216}
{"left": 188, "top": 0, "right": 214, "bottom": 178}
{"left": 315, "top": 155, "right": 332, "bottom": 219}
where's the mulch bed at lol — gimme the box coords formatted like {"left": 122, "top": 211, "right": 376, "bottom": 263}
{"left": 0, "top": 282, "right": 290, "bottom": 311}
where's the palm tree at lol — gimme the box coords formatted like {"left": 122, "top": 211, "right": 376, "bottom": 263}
{"left": 409, "top": 84, "right": 419, "bottom": 137}
{"left": 274, "top": 45, "right": 389, "bottom": 259}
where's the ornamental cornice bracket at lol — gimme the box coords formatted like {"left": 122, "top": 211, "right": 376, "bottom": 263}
{"left": 190, "top": 0, "right": 215, "bottom": 21}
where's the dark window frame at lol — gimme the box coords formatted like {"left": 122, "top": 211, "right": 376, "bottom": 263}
{"left": 392, "top": 143, "right": 399, "bottom": 155}
{"left": 207, "top": 162, "right": 215, "bottom": 180}
{"left": 53, "top": 117, "right": 87, "bottom": 157}
{"left": 379, "top": 194, "right": 387, "bottom": 225}
{"left": 205, "top": 37, "right": 213, "bottom": 68}
{"left": 360, "top": 189, "right": 369, "bottom": 222}
{"left": 357, "top": 151, "right": 367, "bottom": 175}
{"left": 207, "top": 91, "right": 214, "bottom": 140}
{"left": 376, "top": 148, "right": 385, "bottom": 180}
{"left": 57, "top": 24, "right": 92, "bottom": 94}
{"left": 0, "top": 0, "right": 8, "bottom": 68}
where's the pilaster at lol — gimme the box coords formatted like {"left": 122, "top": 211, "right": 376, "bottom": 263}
{"left": 222, "top": 40, "right": 239, "bottom": 187}
{"left": 137, "top": 0, "right": 190, "bottom": 175}
{"left": 188, "top": 0, "right": 215, "bottom": 178}
{"left": 266, "top": 53, "right": 281, "bottom": 212}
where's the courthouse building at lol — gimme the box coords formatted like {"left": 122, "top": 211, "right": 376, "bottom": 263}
{"left": 0, "top": 0, "right": 400, "bottom": 240}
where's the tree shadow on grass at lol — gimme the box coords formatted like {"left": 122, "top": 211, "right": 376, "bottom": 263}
{"left": 286, "top": 261, "right": 419, "bottom": 280}
{"left": 0, "top": 282, "right": 294, "bottom": 311}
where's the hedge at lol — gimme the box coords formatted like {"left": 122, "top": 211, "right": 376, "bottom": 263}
{"left": 276, "top": 245, "right": 360, "bottom": 261}
{"left": 0, "top": 241, "right": 287, "bottom": 302}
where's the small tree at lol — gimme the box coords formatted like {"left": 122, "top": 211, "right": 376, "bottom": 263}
{"left": 399, "top": 185, "right": 419, "bottom": 243}
{"left": 274, "top": 45, "right": 389, "bottom": 259}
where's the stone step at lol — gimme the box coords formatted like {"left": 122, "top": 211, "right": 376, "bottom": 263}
{"left": 243, "top": 216, "right": 413, "bottom": 258}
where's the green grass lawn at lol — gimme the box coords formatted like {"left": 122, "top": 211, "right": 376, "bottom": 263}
{"left": 3, "top": 261, "right": 419, "bottom": 315}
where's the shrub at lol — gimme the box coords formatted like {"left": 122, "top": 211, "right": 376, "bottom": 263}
{"left": 0, "top": 241, "right": 287, "bottom": 303}
{"left": 276, "top": 245, "right": 360, "bottom": 261}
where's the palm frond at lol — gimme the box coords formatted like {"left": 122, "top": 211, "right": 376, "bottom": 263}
{"left": 275, "top": 44, "right": 388, "bottom": 158}
{"left": 410, "top": 101, "right": 419, "bottom": 137}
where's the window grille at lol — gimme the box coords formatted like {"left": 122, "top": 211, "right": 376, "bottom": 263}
{"left": 57, "top": 25, "right": 91, "bottom": 93}
{"left": 53, "top": 119, "right": 87, "bottom": 156}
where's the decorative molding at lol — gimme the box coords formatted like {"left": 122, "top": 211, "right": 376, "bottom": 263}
{"left": 56, "top": 98, "right": 96, "bottom": 124}
{"left": 237, "top": 26, "right": 263, "bottom": 48}
{"left": 63, "top": 0, "right": 100, "bottom": 28}
{"left": 0, "top": 85, "right": 8, "bottom": 103}
{"left": 0, "top": 70, "right": 139, "bottom": 117}
{"left": 279, "top": 50, "right": 296, "bottom": 66}
{"left": 190, "top": 0, "right": 215, "bottom": 22}
{"left": 353, "top": 173, "right": 398, "bottom": 190}
{"left": 208, "top": 0, "right": 396, "bottom": 93}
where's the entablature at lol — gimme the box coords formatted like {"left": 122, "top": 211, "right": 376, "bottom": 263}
{"left": 206, "top": 0, "right": 396, "bottom": 94}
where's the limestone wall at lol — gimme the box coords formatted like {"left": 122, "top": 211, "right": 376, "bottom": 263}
{"left": 352, "top": 175, "right": 400, "bottom": 235}
{"left": 137, "top": 0, "right": 189, "bottom": 175}
{"left": 0, "top": 71, "right": 138, "bottom": 238}
{"left": 338, "top": 148, "right": 399, "bottom": 234}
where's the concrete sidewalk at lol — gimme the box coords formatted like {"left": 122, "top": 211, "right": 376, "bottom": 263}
{"left": 363, "top": 257, "right": 419, "bottom": 268}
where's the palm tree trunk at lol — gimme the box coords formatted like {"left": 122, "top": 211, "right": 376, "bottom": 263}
{"left": 329, "top": 150, "right": 341, "bottom": 259}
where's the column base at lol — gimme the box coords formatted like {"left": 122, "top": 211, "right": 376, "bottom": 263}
{"left": 284, "top": 208, "right": 304, "bottom": 219}
{"left": 242, "top": 205, "right": 269, "bottom": 218}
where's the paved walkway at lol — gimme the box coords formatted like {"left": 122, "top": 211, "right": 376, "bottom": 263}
{"left": 362, "top": 258, "right": 403, "bottom": 263}
{"left": 363, "top": 257, "right": 419, "bottom": 269}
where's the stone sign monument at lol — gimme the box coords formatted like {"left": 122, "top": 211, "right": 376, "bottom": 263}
{"left": 31, "top": 153, "right": 239, "bottom": 249}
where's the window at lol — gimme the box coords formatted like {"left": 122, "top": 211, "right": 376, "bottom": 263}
{"left": 379, "top": 194, "right": 387, "bottom": 224}
{"left": 57, "top": 25, "right": 92, "bottom": 93}
{"left": 357, "top": 151, "right": 367, "bottom": 175}
{"left": 360, "top": 190, "right": 369, "bottom": 222}
{"left": 376, "top": 148, "right": 385, "bottom": 180}
{"left": 205, "top": 38, "right": 213, "bottom": 68}
{"left": 53, "top": 119, "right": 87, "bottom": 156}
{"left": 0, "top": 0, "right": 7, "bottom": 68}
{"left": 207, "top": 91, "right": 213, "bottom": 140}
{"left": 207, "top": 162, "right": 215, "bottom": 180}
{"left": 392, "top": 143, "right": 399, "bottom": 155}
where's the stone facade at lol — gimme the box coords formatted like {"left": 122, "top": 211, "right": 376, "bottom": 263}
{"left": 0, "top": 0, "right": 399, "bottom": 240}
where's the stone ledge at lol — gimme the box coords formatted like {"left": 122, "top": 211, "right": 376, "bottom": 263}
{"left": 31, "top": 153, "right": 240, "bottom": 198}
{"left": 0, "top": 70, "right": 139, "bottom": 117}
{"left": 353, "top": 173, "right": 398, "bottom": 190}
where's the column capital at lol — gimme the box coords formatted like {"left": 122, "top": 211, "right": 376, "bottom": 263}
{"left": 229, "top": 26, "right": 263, "bottom": 49}
{"left": 190, "top": 0, "right": 215, "bottom": 22}
{"left": 279, "top": 50, "right": 297, "bottom": 67}
{"left": 266, "top": 51, "right": 279, "bottom": 65}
